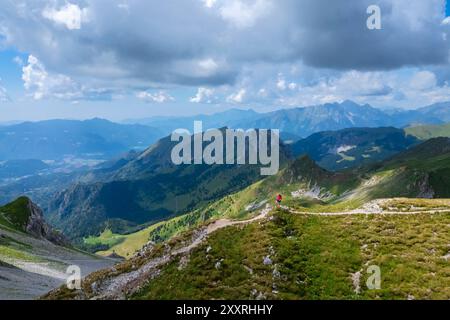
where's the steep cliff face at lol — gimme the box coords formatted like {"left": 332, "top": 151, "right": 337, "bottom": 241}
{"left": 25, "top": 199, "right": 68, "bottom": 246}
{"left": 0, "top": 197, "right": 68, "bottom": 246}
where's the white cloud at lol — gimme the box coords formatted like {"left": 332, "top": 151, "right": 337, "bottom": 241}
{"left": 276, "top": 74, "right": 286, "bottom": 91}
{"left": 288, "top": 82, "right": 298, "bottom": 90}
{"left": 202, "top": 0, "right": 217, "bottom": 8}
{"left": 227, "top": 88, "right": 246, "bottom": 103}
{"left": 410, "top": 71, "right": 438, "bottom": 90}
{"left": 137, "top": 90, "right": 175, "bottom": 103}
{"left": 190, "top": 87, "right": 215, "bottom": 103}
{"left": 0, "top": 80, "right": 9, "bottom": 102}
{"left": 276, "top": 74, "right": 297, "bottom": 91}
{"left": 442, "top": 17, "right": 450, "bottom": 25}
{"left": 198, "top": 58, "right": 219, "bottom": 76}
{"left": 23, "top": 55, "right": 71, "bottom": 100}
{"left": 330, "top": 71, "right": 393, "bottom": 96}
{"left": 252, "top": 68, "right": 450, "bottom": 109}
{"left": 22, "top": 55, "right": 109, "bottom": 101}
{"left": 22, "top": 55, "right": 50, "bottom": 100}
{"left": 258, "top": 88, "right": 268, "bottom": 97}
{"left": 42, "top": 3, "right": 89, "bottom": 30}
{"left": 219, "top": 0, "right": 272, "bottom": 28}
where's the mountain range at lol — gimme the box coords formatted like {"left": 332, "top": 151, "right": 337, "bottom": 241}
{"left": 45, "top": 124, "right": 448, "bottom": 244}
{"left": 47, "top": 132, "right": 291, "bottom": 241}
{"left": 125, "top": 100, "right": 450, "bottom": 138}
{"left": 0, "top": 100, "right": 448, "bottom": 163}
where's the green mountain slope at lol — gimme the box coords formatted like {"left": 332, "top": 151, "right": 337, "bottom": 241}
{"left": 48, "top": 131, "right": 291, "bottom": 241}
{"left": 0, "top": 197, "right": 33, "bottom": 232}
{"left": 291, "top": 127, "right": 419, "bottom": 171}
{"left": 405, "top": 122, "right": 450, "bottom": 140}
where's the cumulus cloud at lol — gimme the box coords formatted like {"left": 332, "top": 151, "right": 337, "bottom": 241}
{"left": 227, "top": 88, "right": 247, "bottom": 104}
{"left": 410, "top": 71, "right": 438, "bottom": 90}
{"left": 276, "top": 74, "right": 287, "bottom": 91}
{"left": 137, "top": 91, "right": 175, "bottom": 103}
{"left": 202, "top": 0, "right": 217, "bottom": 9}
{"left": 218, "top": 0, "right": 272, "bottom": 28}
{"left": 42, "top": 3, "right": 89, "bottom": 30}
{"left": 0, "top": 0, "right": 449, "bottom": 107}
{"left": 22, "top": 55, "right": 112, "bottom": 101}
{"left": 250, "top": 68, "right": 450, "bottom": 109}
{"left": 22, "top": 55, "right": 71, "bottom": 100}
{"left": 190, "top": 87, "right": 216, "bottom": 103}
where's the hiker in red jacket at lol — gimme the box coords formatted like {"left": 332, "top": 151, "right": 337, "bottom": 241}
{"left": 276, "top": 194, "right": 283, "bottom": 208}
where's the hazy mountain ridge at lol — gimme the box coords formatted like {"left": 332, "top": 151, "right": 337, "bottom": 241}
{"left": 291, "top": 127, "right": 420, "bottom": 170}
{"left": 0, "top": 118, "right": 163, "bottom": 160}
{"left": 124, "top": 100, "right": 450, "bottom": 138}
{"left": 0, "top": 159, "right": 49, "bottom": 180}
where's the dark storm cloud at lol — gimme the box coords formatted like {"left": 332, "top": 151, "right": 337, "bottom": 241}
{"left": 273, "top": 0, "right": 449, "bottom": 70}
{"left": 0, "top": 0, "right": 448, "bottom": 89}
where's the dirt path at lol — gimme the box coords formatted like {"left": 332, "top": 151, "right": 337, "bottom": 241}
{"left": 281, "top": 205, "right": 450, "bottom": 216}
{"left": 94, "top": 205, "right": 272, "bottom": 299}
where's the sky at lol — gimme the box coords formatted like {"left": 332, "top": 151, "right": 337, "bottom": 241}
{"left": 0, "top": 0, "right": 450, "bottom": 122}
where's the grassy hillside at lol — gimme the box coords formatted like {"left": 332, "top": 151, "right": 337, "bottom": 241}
{"left": 132, "top": 208, "right": 450, "bottom": 300}
{"left": 405, "top": 123, "right": 450, "bottom": 140}
{"left": 0, "top": 197, "right": 33, "bottom": 232}
{"left": 46, "top": 199, "right": 450, "bottom": 300}
{"left": 292, "top": 127, "right": 419, "bottom": 171}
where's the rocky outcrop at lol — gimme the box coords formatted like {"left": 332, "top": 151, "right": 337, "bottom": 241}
{"left": 25, "top": 199, "right": 69, "bottom": 246}
{"left": 417, "top": 174, "right": 435, "bottom": 199}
